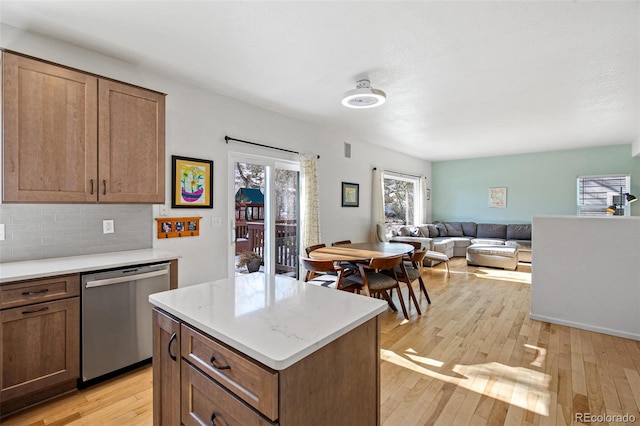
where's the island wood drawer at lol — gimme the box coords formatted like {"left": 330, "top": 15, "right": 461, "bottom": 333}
{"left": 0, "top": 274, "right": 80, "bottom": 309}
{"left": 181, "top": 361, "right": 277, "bottom": 426}
{"left": 181, "top": 324, "right": 279, "bottom": 421}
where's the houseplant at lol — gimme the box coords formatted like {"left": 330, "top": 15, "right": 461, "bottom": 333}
{"left": 237, "top": 251, "right": 262, "bottom": 273}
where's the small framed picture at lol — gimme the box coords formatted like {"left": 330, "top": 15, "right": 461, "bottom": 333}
{"left": 172, "top": 155, "right": 214, "bottom": 208}
{"left": 342, "top": 182, "right": 359, "bottom": 207}
{"left": 489, "top": 187, "right": 507, "bottom": 208}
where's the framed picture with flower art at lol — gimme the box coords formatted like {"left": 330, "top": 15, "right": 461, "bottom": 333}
{"left": 342, "top": 182, "right": 359, "bottom": 207}
{"left": 171, "top": 155, "right": 213, "bottom": 208}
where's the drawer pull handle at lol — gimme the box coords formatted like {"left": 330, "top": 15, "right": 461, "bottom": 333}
{"left": 22, "top": 289, "right": 49, "bottom": 296}
{"left": 210, "top": 355, "right": 230, "bottom": 370}
{"left": 210, "top": 412, "right": 217, "bottom": 426}
{"left": 90, "top": 179, "right": 94, "bottom": 195}
{"left": 103, "top": 180, "right": 107, "bottom": 195}
{"left": 22, "top": 306, "right": 49, "bottom": 315}
{"left": 168, "top": 333, "right": 177, "bottom": 361}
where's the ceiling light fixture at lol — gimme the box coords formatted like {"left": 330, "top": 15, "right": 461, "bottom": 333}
{"left": 341, "top": 79, "right": 386, "bottom": 109}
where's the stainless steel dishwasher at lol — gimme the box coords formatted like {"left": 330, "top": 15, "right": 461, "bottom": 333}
{"left": 81, "top": 262, "right": 170, "bottom": 383}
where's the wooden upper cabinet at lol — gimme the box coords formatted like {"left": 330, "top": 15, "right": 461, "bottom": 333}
{"left": 2, "top": 52, "right": 98, "bottom": 202}
{"left": 2, "top": 51, "right": 166, "bottom": 204}
{"left": 98, "top": 80, "right": 165, "bottom": 203}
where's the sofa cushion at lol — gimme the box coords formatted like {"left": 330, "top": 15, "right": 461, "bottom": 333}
{"left": 444, "top": 222, "right": 464, "bottom": 237}
{"left": 477, "top": 223, "right": 507, "bottom": 239}
{"left": 390, "top": 236, "right": 433, "bottom": 251}
{"left": 435, "top": 223, "right": 448, "bottom": 236}
{"left": 471, "top": 238, "right": 505, "bottom": 246}
{"left": 507, "top": 224, "right": 532, "bottom": 240}
{"left": 505, "top": 240, "right": 531, "bottom": 251}
{"left": 417, "top": 226, "right": 430, "bottom": 238}
{"left": 460, "top": 222, "right": 477, "bottom": 237}
{"left": 427, "top": 224, "right": 439, "bottom": 237}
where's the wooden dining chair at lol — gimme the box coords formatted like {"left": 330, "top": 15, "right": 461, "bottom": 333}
{"left": 391, "top": 241, "right": 431, "bottom": 306}
{"left": 332, "top": 240, "right": 352, "bottom": 246}
{"left": 396, "top": 249, "right": 431, "bottom": 305}
{"left": 344, "top": 255, "right": 409, "bottom": 320}
{"left": 300, "top": 257, "right": 360, "bottom": 293}
{"left": 305, "top": 243, "right": 326, "bottom": 256}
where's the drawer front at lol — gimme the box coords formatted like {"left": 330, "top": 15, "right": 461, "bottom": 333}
{"left": 181, "top": 361, "right": 277, "bottom": 426}
{"left": 0, "top": 275, "right": 80, "bottom": 309}
{"left": 1, "top": 297, "right": 80, "bottom": 401}
{"left": 181, "top": 325, "right": 278, "bottom": 421}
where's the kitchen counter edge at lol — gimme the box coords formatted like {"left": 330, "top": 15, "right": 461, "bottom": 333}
{"left": 0, "top": 249, "right": 180, "bottom": 283}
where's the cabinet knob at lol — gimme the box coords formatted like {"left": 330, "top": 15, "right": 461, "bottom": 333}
{"left": 210, "top": 412, "right": 217, "bottom": 426}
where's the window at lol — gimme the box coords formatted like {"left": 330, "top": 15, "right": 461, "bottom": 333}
{"left": 384, "top": 172, "right": 422, "bottom": 225}
{"left": 577, "top": 174, "right": 631, "bottom": 216}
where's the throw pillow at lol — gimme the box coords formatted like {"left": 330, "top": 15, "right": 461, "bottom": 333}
{"left": 435, "top": 223, "right": 448, "bottom": 236}
{"left": 427, "top": 224, "right": 439, "bottom": 237}
{"left": 398, "top": 226, "right": 411, "bottom": 236}
{"left": 418, "top": 226, "right": 430, "bottom": 238}
{"left": 410, "top": 227, "right": 420, "bottom": 237}
{"left": 444, "top": 222, "right": 464, "bottom": 237}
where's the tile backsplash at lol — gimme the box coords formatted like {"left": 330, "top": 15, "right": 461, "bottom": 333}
{"left": 0, "top": 204, "right": 152, "bottom": 263}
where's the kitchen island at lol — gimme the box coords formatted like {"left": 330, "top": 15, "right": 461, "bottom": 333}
{"left": 149, "top": 273, "right": 387, "bottom": 426}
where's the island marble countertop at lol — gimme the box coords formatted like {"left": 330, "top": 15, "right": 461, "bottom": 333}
{"left": 0, "top": 249, "right": 180, "bottom": 283}
{"left": 149, "top": 273, "right": 388, "bottom": 370}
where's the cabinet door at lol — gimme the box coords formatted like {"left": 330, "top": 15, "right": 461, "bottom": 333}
{"left": 2, "top": 52, "right": 98, "bottom": 202}
{"left": 98, "top": 79, "right": 165, "bottom": 203}
{"left": 1, "top": 297, "right": 80, "bottom": 402}
{"left": 181, "top": 361, "right": 275, "bottom": 426}
{"left": 152, "top": 308, "right": 180, "bottom": 426}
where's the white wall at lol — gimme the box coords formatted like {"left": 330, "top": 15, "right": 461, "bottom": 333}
{"left": 0, "top": 23, "right": 431, "bottom": 286}
{"left": 531, "top": 215, "right": 640, "bottom": 340}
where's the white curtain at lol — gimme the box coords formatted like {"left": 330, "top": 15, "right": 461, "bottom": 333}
{"left": 371, "top": 168, "right": 385, "bottom": 241}
{"left": 420, "top": 176, "right": 430, "bottom": 224}
{"left": 300, "top": 153, "right": 321, "bottom": 250}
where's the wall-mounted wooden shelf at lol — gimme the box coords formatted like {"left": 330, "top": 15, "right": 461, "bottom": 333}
{"left": 155, "top": 217, "right": 202, "bottom": 239}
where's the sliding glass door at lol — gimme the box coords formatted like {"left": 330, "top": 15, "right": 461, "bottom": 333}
{"left": 230, "top": 153, "right": 300, "bottom": 279}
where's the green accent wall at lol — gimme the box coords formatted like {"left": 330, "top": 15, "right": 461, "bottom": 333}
{"left": 432, "top": 144, "right": 640, "bottom": 223}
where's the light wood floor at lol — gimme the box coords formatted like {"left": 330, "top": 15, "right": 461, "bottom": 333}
{"left": 4, "top": 258, "right": 640, "bottom": 425}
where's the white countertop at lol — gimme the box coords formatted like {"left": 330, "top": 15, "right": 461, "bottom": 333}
{"left": 149, "top": 273, "right": 388, "bottom": 370}
{"left": 0, "top": 249, "right": 179, "bottom": 283}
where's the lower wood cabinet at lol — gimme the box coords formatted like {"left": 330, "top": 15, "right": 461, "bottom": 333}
{"left": 152, "top": 308, "right": 181, "bottom": 426}
{"left": 0, "top": 275, "right": 80, "bottom": 415}
{"left": 152, "top": 308, "right": 380, "bottom": 426}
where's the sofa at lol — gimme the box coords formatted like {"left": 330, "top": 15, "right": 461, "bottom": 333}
{"left": 386, "top": 221, "right": 532, "bottom": 265}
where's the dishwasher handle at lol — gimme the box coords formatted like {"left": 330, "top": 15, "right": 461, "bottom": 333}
{"left": 85, "top": 268, "right": 169, "bottom": 289}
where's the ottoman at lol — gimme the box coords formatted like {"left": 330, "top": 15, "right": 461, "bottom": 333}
{"left": 466, "top": 245, "right": 518, "bottom": 271}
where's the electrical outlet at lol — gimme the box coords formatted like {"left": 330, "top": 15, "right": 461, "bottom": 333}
{"left": 103, "top": 219, "right": 115, "bottom": 234}
{"left": 212, "top": 217, "right": 222, "bottom": 227}
{"left": 0, "top": 224, "right": 5, "bottom": 241}
{"left": 159, "top": 205, "right": 168, "bottom": 216}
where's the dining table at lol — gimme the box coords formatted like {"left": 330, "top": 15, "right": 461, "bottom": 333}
{"left": 307, "top": 242, "right": 415, "bottom": 262}
{"left": 308, "top": 241, "right": 422, "bottom": 317}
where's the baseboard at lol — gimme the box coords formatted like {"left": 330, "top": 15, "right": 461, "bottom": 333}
{"left": 529, "top": 313, "right": 640, "bottom": 341}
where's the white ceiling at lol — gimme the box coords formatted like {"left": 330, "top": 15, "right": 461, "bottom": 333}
{"left": 1, "top": 1, "right": 638, "bottom": 161}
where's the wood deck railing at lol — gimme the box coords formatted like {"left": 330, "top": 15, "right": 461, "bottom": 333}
{"left": 237, "top": 221, "right": 298, "bottom": 274}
